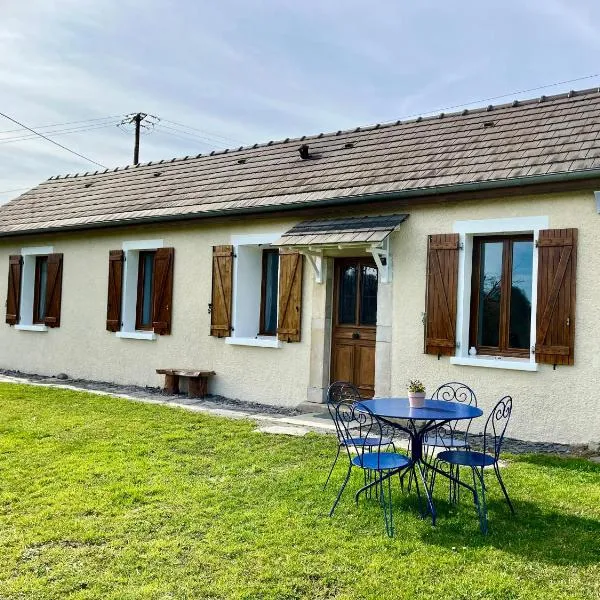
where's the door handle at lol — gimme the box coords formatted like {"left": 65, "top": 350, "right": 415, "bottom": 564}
{"left": 352, "top": 332, "right": 360, "bottom": 340}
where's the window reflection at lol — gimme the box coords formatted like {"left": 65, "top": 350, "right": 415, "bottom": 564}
{"left": 359, "top": 265, "right": 378, "bottom": 325}
{"left": 509, "top": 241, "right": 533, "bottom": 349}
{"left": 338, "top": 265, "right": 357, "bottom": 324}
{"left": 477, "top": 241, "right": 503, "bottom": 347}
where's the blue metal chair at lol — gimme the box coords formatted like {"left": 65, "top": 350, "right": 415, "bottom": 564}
{"left": 329, "top": 400, "right": 413, "bottom": 536}
{"left": 423, "top": 382, "right": 477, "bottom": 502}
{"left": 431, "top": 396, "right": 515, "bottom": 534}
{"left": 323, "top": 381, "right": 395, "bottom": 490}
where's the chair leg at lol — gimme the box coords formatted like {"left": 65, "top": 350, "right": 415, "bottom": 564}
{"left": 378, "top": 473, "right": 394, "bottom": 537}
{"left": 471, "top": 467, "right": 488, "bottom": 534}
{"left": 323, "top": 445, "right": 341, "bottom": 490}
{"left": 329, "top": 465, "right": 352, "bottom": 517}
{"left": 494, "top": 463, "right": 515, "bottom": 514}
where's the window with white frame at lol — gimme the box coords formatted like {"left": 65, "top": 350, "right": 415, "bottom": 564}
{"left": 227, "top": 233, "right": 282, "bottom": 347}
{"left": 117, "top": 239, "right": 163, "bottom": 339}
{"left": 452, "top": 216, "right": 548, "bottom": 370}
{"left": 10, "top": 246, "right": 57, "bottom": 331}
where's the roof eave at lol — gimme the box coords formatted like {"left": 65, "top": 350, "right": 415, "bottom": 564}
{"left": 2, "top": 168, "right": 600, "bottom": 238}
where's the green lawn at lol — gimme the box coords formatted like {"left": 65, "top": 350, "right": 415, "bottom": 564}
{"left": 0, "top": 383, "right": 599, "bottom": 599}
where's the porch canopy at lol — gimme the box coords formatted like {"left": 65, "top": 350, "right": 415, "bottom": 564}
{"left": 273, "top": 213, "right": 408, "bottom": 283}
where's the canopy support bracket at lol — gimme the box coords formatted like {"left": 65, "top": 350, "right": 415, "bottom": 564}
{"left": 368, "top": 237, "right": 392, "bottom": 283}
{"left": 299, "top": 249, "right": 324, "bottom": 283}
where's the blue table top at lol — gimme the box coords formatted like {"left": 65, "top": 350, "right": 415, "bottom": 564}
{"left": 359, "top": 397, "right": 483, "bottom": 421}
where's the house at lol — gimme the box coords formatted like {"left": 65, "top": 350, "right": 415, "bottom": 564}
{"left": 1, "top": 88, "right": 599, "bottom": 447}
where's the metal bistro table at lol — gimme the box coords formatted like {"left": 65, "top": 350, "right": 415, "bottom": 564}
{"left": 359, "top": 397, "right": 483, "bottom": 525}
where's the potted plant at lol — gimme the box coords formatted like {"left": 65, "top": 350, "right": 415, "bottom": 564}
{"left": 408, "top": 379, "right": 426, "bottom": 408}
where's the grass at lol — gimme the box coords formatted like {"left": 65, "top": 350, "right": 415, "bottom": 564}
{"left": 0, "top": 383, "right": 599, "bottom": 599}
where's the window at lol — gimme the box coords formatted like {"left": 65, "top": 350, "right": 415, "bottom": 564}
{"left": 5, "top": 246, "right": 63, "bottom": 331}
{"left": 336, "top": 260, "right": 378, "bottom": 327}
{"left": 33, "top": 256, "right": 49, "bottom": 324}
{"left": 469, "top": 235, "right": 534, "bottom": 357}
{"left": 259, "top": 249, "right": 279, "bottom": 335}
{"left": 110, "top": 240, "right": 174, "bottom": 340}
{"left": 225, "top": 233, "right": 287, "bottom": 348}
{"left": 135, "top": 250, "right": 155, "bottom": 330}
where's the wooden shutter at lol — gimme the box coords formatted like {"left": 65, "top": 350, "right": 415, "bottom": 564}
{"left": 6, "top": 255, "right": 23, "bottom": 325}
{"left": 152, "top": 247, "right": 174, "bottom": 335}
{"left": 210, "top": 245, "right": 233, "bottom": 337}
{"left": 44, "top": 253, "right": 63, "bottom": 328}
{"left": 277, "top": 250, "right": 303, "bottom": 343}
{"left": 424, "top": 234, "right": 459, "bottom": 355}
{"left": 535, "top": 228, "right": 577, "bottom": 365}
{"left": 106, "top": 250, "right": 124, "bottom": 332}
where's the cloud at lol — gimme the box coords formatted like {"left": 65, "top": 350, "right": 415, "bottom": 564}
{"left": 1, "top": 0, "right": 600, "bottom": 206}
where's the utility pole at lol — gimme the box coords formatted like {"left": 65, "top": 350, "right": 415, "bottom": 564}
{"left": 119, "top": 113, "right": 158, "bottom": 165}
{"left": 132, "top": 113, "right": 142, "bottom": 165}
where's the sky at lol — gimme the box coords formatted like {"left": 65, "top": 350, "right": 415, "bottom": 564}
{"left": 1, "top": 0, "right": 600, "bottom": 205}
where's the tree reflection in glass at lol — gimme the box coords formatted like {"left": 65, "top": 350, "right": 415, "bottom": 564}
{"left": 477, "top": 242, "right": 503, "bottom": 347}
{"left": 509, "top": 241, "right": 533, "bottom": 349}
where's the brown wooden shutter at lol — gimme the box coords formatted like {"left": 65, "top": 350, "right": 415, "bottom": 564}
{"left": 44, "top": 253, "right": 63, "bottom": 328}
{"left": 152, "top": 247, "right": 174, "bottom": 335}
{"left": 210, "top": 245, "right": 233, "bottom": 337}
{"left": 6, "top": 255, "right": 23, "bottom": 325}
{"left": 424, "top": 234, "right": 459, "bottom": 355}
{"left": 535, "top": 228, "right": 577, "bottom": 366}
{"left": 106, "top": 250, "right": 124, "bottom": 332}
{"left": 277, "top": 249, "right": 303, "bottom": 343}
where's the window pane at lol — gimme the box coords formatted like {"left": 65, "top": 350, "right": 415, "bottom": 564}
{"left": 477, "top": 241, "right": 503, "bottom": 347}
{"left": 509, "top": 240, "right": 533, "bottom": 349}
{"left": 359, "top": 265, "right": 378, "bottom": 325}
{"left": 37, "top": 258, "right": 48, "bottom": 320}
{"left": 263, "top": 251, "right": 279, "bottom": 334}
{"left": 140, "top": 253, "right": 154, "bottom": 327}
{"left": 338, "top": 265, "right": 357, "bottom": 324}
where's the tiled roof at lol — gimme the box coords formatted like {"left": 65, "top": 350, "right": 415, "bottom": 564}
{"left": 3, "top": 88, "right": 600, "bottom": 236}
{"left": 274, "top": 214, "right": 408, "bottom": 246}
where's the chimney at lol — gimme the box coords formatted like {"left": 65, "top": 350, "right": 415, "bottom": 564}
{"left": 298, "top": 144, "right": 310, "bottom": 160}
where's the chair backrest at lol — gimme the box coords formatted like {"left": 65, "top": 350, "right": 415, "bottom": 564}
{"left": 333, "top": 401, "right": 389, "bottom": 468}
{"left": 432, "top": 381, "right": 477, "bottom": 406}
{"left": 326, "top": 381, "right": 361, "bottom": 440}
{"left": 431, "top": 382, "right": 477, "bottom": 441}
{"left": 482, "top": 396, "right": 513, "bottom": 459}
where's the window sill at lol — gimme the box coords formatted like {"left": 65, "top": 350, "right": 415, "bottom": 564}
{"left": 14, "top": 324, "right": 48, "bottom": 332}
{"left": 225, "top": 336, "right": 283, "bottom": 348}
{"left": 116, "top": 331, "right": 157, "bottom": 341}
{"left": 450, "top": 356, "right": 538, "bottom": 372}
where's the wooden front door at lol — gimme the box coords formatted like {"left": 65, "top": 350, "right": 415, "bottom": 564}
{"left": 330, "top": 258, "right": 378, "bottom": 398}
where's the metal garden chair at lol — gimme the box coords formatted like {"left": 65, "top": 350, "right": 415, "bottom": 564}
{"left": 422, "top": 382, "right": 477, "bottom": 501}
{"left": 323, "top": 381, "right": 395, "bottom": 490}
{"left": 431, "top": 396, "right": 515, "bottom": 534}
{"left": 329, "top": 400, "right": 413, "bottom": 536}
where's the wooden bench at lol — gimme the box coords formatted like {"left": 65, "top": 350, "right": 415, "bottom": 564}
{"left": 156, "top": 369, "right": 215, "bottom": 398}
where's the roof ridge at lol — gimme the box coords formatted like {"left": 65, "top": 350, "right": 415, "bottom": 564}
{"left": 45, "top": 86, "right": 600, "bottom": 181}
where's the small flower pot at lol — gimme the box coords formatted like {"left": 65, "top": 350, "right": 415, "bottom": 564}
{"left": 408, "top": 392, "right": 426, "bottom": 408}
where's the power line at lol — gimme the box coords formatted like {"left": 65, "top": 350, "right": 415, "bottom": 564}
{"left": 155, "top": 123, "right": 224, "bottom": 145}
{"left": 388, "top": 73, "right": 600, "bottom": 123}
{"left": 0, "top": 110, "right": 107, "bottom": 168}
{"left": 0, "top": 121, "right": 119, "bottom": 144}
{"left": 0, "top": 114, "right": 123, "bottom": 135}
{"left": 160, "top": 118, "right": 241, "bottom": 144}
{"left": 0, "top": 187, "right": 29, "bottom": 195}
{"left": 153, "top": 125, "right": 219, "bottom": 147}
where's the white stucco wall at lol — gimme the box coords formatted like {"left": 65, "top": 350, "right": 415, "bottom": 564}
{"left": 386, "top": 190, "right": 600, "bottom": 446}
{"left": 0, "top": 216, "right": 313, "bottom": 408}
{"left": 0, "top": 189, "right": 599, "bottom": 445}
